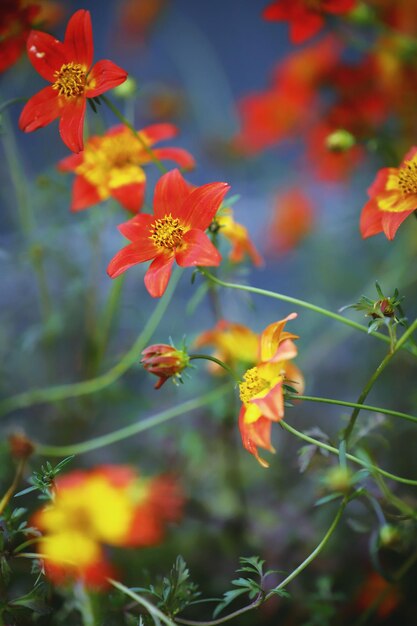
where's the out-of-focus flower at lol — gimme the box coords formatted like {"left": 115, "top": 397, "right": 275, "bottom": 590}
{"left": 262, "top": 0, "right": 356, "bottom": 44}
{"left": 216, "top": 209, "right": 263, "bottom": 267}
{"left": 58, "top": 124, "right": 195, "bottom": 212}
{"left": 107, "top": 169, "right": 229, "bottom": 298}
{"left": 33, "top": 465, "right": 183, "bottom": 588}
{"left": 23, "top": 0, "right": 65, "bottom": 29}
{"left": 141, "top": 343, "right": 190, "bottom": 389}
{"left": 265, "top": 189, "right": 315, "bottom": 256}
{"left": 8, "top": 432, "right": 35, "bottom": 460}
{"left": 118, "top": 0, "right": 166, "bottom": 43}
{"left": 238, "top": 313, "right": 304, "bottom": 467}
{"left": 19, "top": 9, "right": 127, "bottom": 153}
{"left": 355, "top": 572, "right": 400, "bottom": 619}
{"left": 194, "top": 321, "right": 259, "bottom": 374}
{"left": 360, "top": 146, "right": 417, "bottom": 240}
{"left": 0, "top": 0, "right": 40, "bottom": 73}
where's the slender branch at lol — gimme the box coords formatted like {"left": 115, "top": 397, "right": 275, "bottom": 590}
{"left": 295, "top": 395, "right": 417, "bottom": 424}
{"left": 175, "top": 595, "right": 263, "bottom": 626}
{"left": 0, "top": 459, "right": 26, "bottom": 515}
{"left": 189, "top": 354, "right": 240, "bottom": 383}
{"left": 108, "top": 579, "right": 178, "bottom": 626}
{"left": 34, "top": 384, "right": 230, "bottom": 457}
{"left": 280, "top": 420, "right": 417, "bottom": 486}
{"left": 0, "top": 268, "right": 182, "bottom": 417}
{"left": 199, "top": 271, "right": 417, "bottom": 356}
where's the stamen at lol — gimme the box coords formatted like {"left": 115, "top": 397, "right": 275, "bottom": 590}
{"left": 239, "top": 367, "right": 269, "bottom": 403}
{"left": 149, "top": 215, "right": 185, "bottom": 249}
{"left": 397, "top": 160, "right": 417, "bottom": 195}
{"left": 52, "top": 63, "right": 86, "bottom": 98}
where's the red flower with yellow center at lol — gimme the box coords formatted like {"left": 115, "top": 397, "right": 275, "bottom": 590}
{"left": 33, "top": 465, "right": 183, "bottom": 588}
{"left": 263, "top": 0, "right": 356, "bottom": 44}
{"left": 360, "top": 147, "right": 417, "bottom": 240}
{"left": 238, "top": 313, "right": 304, "bottom": 468}
{"left": 58, "top": 123, "right": 195, "bottom": 212}
{"left": 19, "top": 9, "right": 128, "bottom": 153}
{"left": 107, "top": 168, "right": 230, "bottom": 298}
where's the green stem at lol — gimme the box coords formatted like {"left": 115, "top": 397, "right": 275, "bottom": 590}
{"left": 74, "top": 582, "right": 97, "bottom": 626}
{"left": 101, "top": 95, "right": 168, "bottom": 174}
{"left": 199, "top": 271, "right": 417, "bottom": 357}
{"left": 0, "top": 268, "right": 182, "bottom": 417}
{"left": 108, "top": 579, "right": 178, "bottom": 626}
{"left": 280, "top": 420, "right": 417, "bottom": 486}
{"left": 343, "top": 317, "right": 417, "bottom": 443}
{"left": 189, "top": 354, "right": 240, "bottom": 383}
{"left": 34, "top": 384, "right": 229, "bottom": 457}
{"left": 295, "top": 394, "right": 417, "bottom": 425}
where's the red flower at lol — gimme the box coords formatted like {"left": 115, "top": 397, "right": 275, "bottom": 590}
{"left": 19, "top": 9, "right": 128, "bottom": 153}
{"left": 265, "top": 189, "right": 315, "bottom": 255}
{"left": 263, "top": 0, "right": 356, "bottom": 44}
{"left": 0, "top": 0, "right": 40, "bottom": 73}
{"left": 107, "top": 169, "right": 229, "bottom": 298}
{"left": 360, "top": 147, "right": 417, "bottom": 240}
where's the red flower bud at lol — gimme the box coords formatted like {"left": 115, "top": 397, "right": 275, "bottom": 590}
{"left": 141, "top": 344, "right": 190, "bottom": 389}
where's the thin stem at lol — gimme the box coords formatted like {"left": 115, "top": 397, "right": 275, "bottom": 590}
{"left": 0, "top": 459, "right": 25, "bottom": 515}
{"left": 101, "top": 95, "right": 168, "bottom": 174}
{"left": 176, "top": 596, "right": 263, "bottom": 626}
{"left": 108, "top": 579, "right": 177, "bottom": 626}
{"left": 295, "top": 394, "right": 417, "bottom": 425}
{"left": 34, "top": 384, "right": 229, "bottom": 457}
{"left": 0, "top": 268, "right": 182, "bottom": 417}
{"left": 280, "top": 420, "right": 417, "bottom": 486}
{"left": 189, "top": 354, "right": 240, "bottom": 383}
{"left": 199, "top": 271, "right": 417, "bottom": 357}
{"left": 343, "top": 317, "right": 417, "bottom": 443}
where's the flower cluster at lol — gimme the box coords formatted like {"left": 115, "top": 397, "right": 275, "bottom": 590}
{"left": 33, "top": 466, "right": 183, "bottom": 587}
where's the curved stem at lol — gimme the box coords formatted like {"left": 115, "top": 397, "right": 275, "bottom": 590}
{"left": 108, "top": 579, "right": 178, "bottom": 626}
{"left": 101, "top": 95, "right": 168, "bottom": 174}
{"left": 343, "top": 317, "right": 417, "bottom": 443}
{"left": 189, "top": 354, "right": 240, "bottom": 383}
{"left": 34, "top": 384, "right": 229, "bottom": 457}
{"left": 280, "top": 420, "right": 417, "bottom": 486}
{"left": 0, "top": 268, "right": 182, "bottom": 417}
{"left": 295, "top": 395, "right": 417, "bottom": 425}
{"left": 199, "top": 271, "right": 417, "bottom": 357}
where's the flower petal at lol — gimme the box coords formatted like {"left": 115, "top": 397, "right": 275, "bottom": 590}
{"left": 152, "top": 169, "right": 193, "bottom": 219}
{"left": 144, "top": 254, "right": 175, "bottom": 298}
{"left": 64, "top": 9, "right": 93, "bottom": 68}
{"left": 71, "top": 175, "right": 102, "bottom": 211}
{"left": 259, "top": 313, "right": 298, "bottom": 362}
{"left": 179, "top": 181, "right": 230, "bottom": 230}
{"left": 290, "top": 13, "right": 324, "bottom": 44}
{"left": 238, "top": 407, "right": 273, "bottom": 468}
{"left": 152, "top": 147, "right": 196, "bottom": 171}
{"left": 118, "top": 213, "right": 154, "bottom": 241}
{"left": 359, "top": 199, "right": 382, "bottom": 239}
{"left": 381, "top": 210, "right": 415, "bottom": 241}
{"left": 57, "top": 152, "right": 84, "bottom": 172}
{"left": 107, "top": 242, "right": 156, "bottom": 278}
{"left": 141, "top": 123, "right": 179, "bottom": 144}
{"left": 110, "top": 182, "right": 146, "bottom": 213}
{"left": 26, "top": 30, "right": 68, "bottom": 82}
{"left": 250, "top": 379, "right": 284, "bottom": 422}
{"left": 85, "top": 60, "right": 128, "bottom": 98}
{"left": 176, "top": 229, "right": 221, "bottom": 267}
{"left": 58, "top": 96, "right": 86, "bottom": 153}
{"left": 19, "top": 86, "right": 60, "bottom": 133}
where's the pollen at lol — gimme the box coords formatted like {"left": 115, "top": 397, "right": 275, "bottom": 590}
{"left": 397, "top": 160, "right": 417, "bottom": 195}
{"left": 239, "top": 367, "right": 269, "bottom": 403}
{"left": 149, "top": 214, "right": 185, "bottom": 249}
{"left": 52, "top": 62, "right": 86, "bottom": 98}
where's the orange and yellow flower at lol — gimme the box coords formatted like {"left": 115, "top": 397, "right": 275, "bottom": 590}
{"left": 194, "top": 320, "right": 259, "bottom": 374}
{"left": 19, "top": 9, "right": 127, "bottom": 153}
{"left": 216, "top": 209, "right": 263, "bottom": 267}
{"left": 360, "top": 147, "right": 417, "bottom": 240}
{"left": 107, "top": 169, "right": 229, "bottom": 298}
{"left": 58, "top": 124, "right": 195, "bottom": 212}
{"left": 238, "top": 313, "right": 303, "bottom": 467}
{"left": 33, "top": 465, "right": 183, "bottom": 588}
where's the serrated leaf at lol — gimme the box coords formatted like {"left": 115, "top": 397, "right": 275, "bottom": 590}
{"left": 212, "top": 588, "right": 248, "bottom": 618}
{"left": 267, "top": 588, "right": 291, "bottom": 599}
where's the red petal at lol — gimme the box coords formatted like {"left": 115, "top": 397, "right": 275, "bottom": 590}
{"left": 144, "top": 254, "right": 175, "bottom": 298}
{"left": 179, "top": 181, "right": 230, "bottom": 230}
{"left": 251, "top": 380, "right": 284, "bottom": 422}
{"left": 111, "top": 182, "right": 146, "bottom": 213}
{"left": 323, "top": 0, "right": 356, "bottom": 13}
{"left": 107, "top": 242, "right": 156, "bottom": 278}
{"left": 141, "top": 123, "right": 179, "bottom": 144}
{"left": 118, "top": 213, "right": 154, "bottom": 241}
{"left": 367, "top": 168, "right": 392, "bottom": 197}
{"left": 58, "top": 97, "right": 86, "bottom": 153}
{"left": 64, "top": 9, "right": 93, "bottom": 68}
{"left": 262, "top": 2, "right": 289, "bottom": 21}
{"left": 238, "top": 407, "right": 273, "bottom": 468}
{"left": 381, "top": 211, "right": 414, "bottom": 240}
{"left": 71, "top": 175, "right": 102, "bottom": 211}
{"left": 85, "top": 60, "right": 128, "bottom": 98}
{"left": 290, "top": 14, "right": 324, "bottom": 43}
{"left": 359, "top": 200, "right": 382, "bottom": 239}
{"left": 57, "top": 152, "right": 83, "bottom": 172}
{"left": 152, "top": 147, "right": 196, "bottom": 170}
{"left": 19, "top": 86, "right": 60, "bottom": 132}
{"left": 26, "top": 30, "right": 68, "bottom": 82}
{"left": 153, "top": 169, "right": 192, "bottom": 219}
{"left": 176, "top": 229, "right": 221, "bottom": 267}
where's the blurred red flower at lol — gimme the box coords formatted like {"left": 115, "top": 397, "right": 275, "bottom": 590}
{"left": 107, "top": 169, "right": 229, "bottom": 298}
{"left": 262, "top": 0, "right": 356, "bottom": 44}
{"left": 19, "top": 9, "right": 127, "bottom": 153}
{"left": 0, "top": 0, "right": 40, "bottom": 73}
{"left": 265, "top": 189, "right": 315, "bottom": 255}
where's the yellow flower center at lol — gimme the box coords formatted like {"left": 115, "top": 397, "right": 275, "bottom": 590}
{"left": 52, "top": 62, "right": 86, "bottom": 98}
{"left": 239, "top": 366, "right": 269, "bottom": 403}
{"left": 397, "top": 161, "right": 417, "bottom": 195}
{"left": 150, "top": 214, "right": 185, "bottom": 249}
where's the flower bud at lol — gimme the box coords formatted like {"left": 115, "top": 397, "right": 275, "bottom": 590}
{"left": 323, "top": 466, "right": 352, "bottom": 493}
{"left": 141, "top": 343, "right": 190, "bottom": 389}
{"left": 8, "top": 432, "right": 35, "bottom": 460}
{"left": 325, "top": 129, "right": 356, "bottom": 153}
{"left": 379, "top": 524, "right": 402, "bottom": 549}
